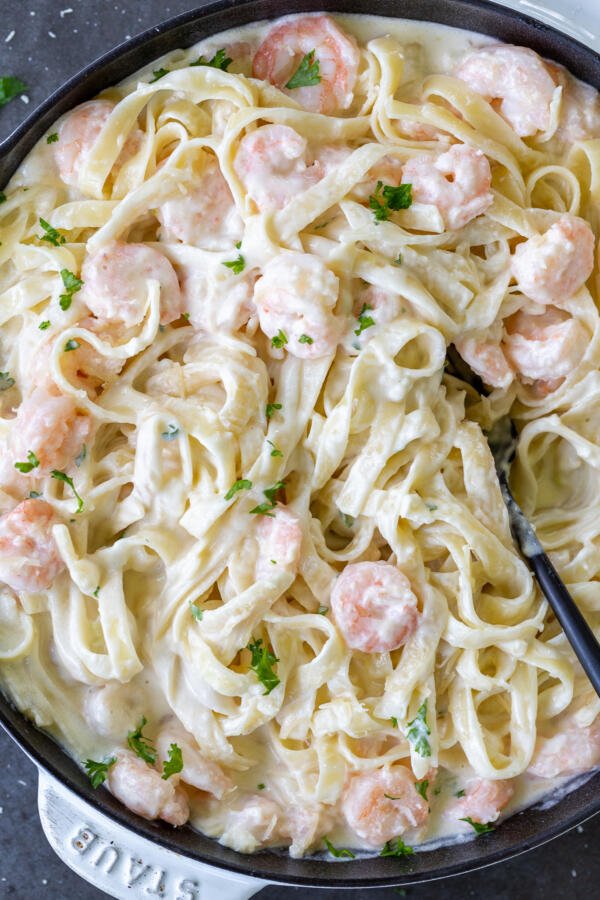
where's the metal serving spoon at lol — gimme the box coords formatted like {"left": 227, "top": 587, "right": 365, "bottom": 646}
{"left": 446, "top": 348, "right": 600, "bottom": 697}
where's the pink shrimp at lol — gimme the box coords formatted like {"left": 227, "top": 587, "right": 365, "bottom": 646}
{"left": 331, "top": 561, "right": 419, "bottom": 653}
{"left": 8, "top": 386, "right": 91, "bottom": 474}
{"left": 0, "top": 499, "right": 64, "bottom": 592}
{"left": 511, "top": 215, "right": 595, "bottom": 304}
{"left": 252, "top": 15, "right": 360, "bottom": 115}
{"left": 54, "top": 99, "right": 141, "bottom": 189}
{"left": 255, "top": 504, "right": 303, "bottom": 578}
{"left": 342, "top": 766, "right": 429, "bottom": 846}
{"left": 454, "top": 44, "right": 556, "bottom": 137}
{"left": 553, "top": 67, "right": 600, "bottom": 143}
{"left": 157, "top": 157, "right": 243, "bottom": 250}
{"left": 80, "top": 240, "right": 183, "bottom": 327}
{"left": 503, "top": 307, "right": 589, "bottom": 385}
{"left": 156, "top": 722, "right": 232, "bottom": 798}
{"left": 453, "top": 778, "right": 514, "bottom": 824}
{"left": 401, "top": 145, "right": 493, "bottom": 230}
{"left": 353, "top": 284, "right": 404, "bottom": 330}
{"left": 106, "top": 749, "right": 189, "bottom": 826}
{"left": 350, "top": 154, "right": 405, "bottom": 203}
{"left": 233, "top": 124, "right": 323, "bottom": 211}
{"left": 253, "top": 251, "right": 342, "bottom": 358}
{"left": 529, "top": 717, "right": 600, "bottom": 778}
{"left": 453, "top": 334, "right": 514, "bottom": 390}
{"left": 222, "top": 795, "right": 281, "bottom": 851}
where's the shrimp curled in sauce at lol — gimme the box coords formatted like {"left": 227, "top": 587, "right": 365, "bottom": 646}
{"left": 342, "top": 766, "right": 429, "bottom": 846}
{"left": 81, "top": 240, "right": 183, "bottom": 327}
{"left": 0, "top": 499, "right": 64, "bottom": 593}
{"left": 331, "top": 560, "right": 419, "bottom": 653}
{"left": 8, "top": 386, "right": 91, "bottom": 475}
{"left": 503, "top": 307, "right": 589, "bottom": 386}
{"left": 255, "top": 504, "right": 303, "bottom": 579}
{"left": 401, "top": 145, "right": 493, "bottom": 230}
{"left": 529, "top": 718, "right": 600, "bottom": 778}
{"left": 452, "top": 778, "right": 514, "bottom": 824}
{"left": 252, "top": 14, "right": 360, "bottom": 115}
{"left": 156, "top": 722, "right": 232, "bottom": 798}
{"left": 454, "top": 44, "right": 557, "bottom": 137}
{"left": 107, "top": 749, "right": 189, "bottom": 826}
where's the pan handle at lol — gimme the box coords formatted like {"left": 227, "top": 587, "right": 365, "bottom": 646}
{"left": 37, "top": 769, "right": 267, "bottom": 900}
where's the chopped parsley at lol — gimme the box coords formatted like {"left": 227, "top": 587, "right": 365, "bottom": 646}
{"left": 394, "top": 254, "right": 403, "bottom": 266}
{"left": 265, "top": 402, "right": 282, "bottom": 420}
{"left": 298, "top": 334, "right": 314, "bottom": 345}
{"left": 384, "top": 794, "right": 402, "bottom": 800}
{"left": 369, "top": 180, "right": 413, "bottom": 222}
{"left": 75, "top": 445, "right": 87, "bottom": 468}
{"left": 323, "top": 837, "right": 355, "bottom": 859}
{"left": 191, "top": 48, "right": 232, "bottom": 71}
{"left": 0, "top": 76, "right": 27, "bottom": 108}
{"left": 222, "top": 253, "right": 245, "bottom": 275}
{"left": 150, "top": 67, "right": 170, "bottom": 82}
{"left": 257, "top": 782, "right": 266, "bottom": 790}
{"left": 414, "top": 779, "right": 429, "bottom": 801}
{"left": 14, "top": 450, "right": 39, "bottom": 474}
{"left": 380, "top": 838, "right": 414, "bottom": 858}
{"left": 161, "top": 423, "right": 179, "bottom": 441}
{"left": 406, "top": 700, "right": 432, "bottom": 758}
{"left": 0, "top": 191, "right": 6, "bottom": 204}
{"left": 127, "top": 716, "right": 156, "bottom": 765}
{"left": 390, "top": 716, "right": 399, "bottom": 728}
{"left": 84, "top": 756, "right": 116, "bottom": 789}
{"left": 460, "top": 817, "right": 495, "bottom": 835}
{"left": 28, "top": 490, "right": 42, "bottom": 499}
{"left": 317, "top": 605, "right": 329, "bottom": 615}
{"left": 271, "top": 329, "right": 288, "bottom": 349}
{"left": 249, "top": 480, "right": 286, "bottom": 516}
{"left": 51, "top": 469, "right": 84, "bottom": 513}
{"left": 92, "top": 586, "right": 100, "bottom": 598}
{"left": 247, "top": 637, "right": 280, "bottom": 694}
{"left": 64, "top": 339, "right": 80, "bottom": 352}
{"left": 285, "top": 50, "right": 321, "bottom": 90}
{"left": 161, "top": 742, "right": 184, "bottom": 779}
{"left": 455, "top": 788, "right": 465, "bottom": 798}
{"left": 354, "top": 303, "right": 375, "bottom": 336}
{"left": 267, "top": 440, "right": 283, "bottom": 458}
{"left": 59, "top": 268, "right": 83, "bottom": 311}
{"left": 225, "top": 478, "right": 252, "bottom": 500}
{"left": 0, "top": 371, "right": 15, "bottom": 391}
{"left": 46, "top": 132, "right": 59, "bottom": 144}
{"left": 340, "top": 511, "right": 355, "bottom": 528}
{"left": 39, "top": 320, "right": 51, "bottom": 330}
{"left": 38, "top": 217, "right": 66, "bottom": 246}
{"left": 190, "top": 602, "right": 203, "bottom": 622}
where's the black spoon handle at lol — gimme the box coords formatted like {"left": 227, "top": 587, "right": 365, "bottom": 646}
{"left": 528, "top": 550, "right": 600, "bottom": 697}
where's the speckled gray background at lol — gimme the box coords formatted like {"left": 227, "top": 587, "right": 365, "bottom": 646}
{"left": 0, "top": 1, "right": 599, "bottom": 897}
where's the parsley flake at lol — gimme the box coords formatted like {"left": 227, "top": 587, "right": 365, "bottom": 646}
{"left": 161, "top": 742, "right": 184, "bottom": 779}
{"left": 46, "top": 132, "right": 59, "bottom": 144}
{"left": 317, "top": 605, "right": 329, "bottom": 615}
{"left": 323, "top": 837, "right": 355, "bottom": 859}
{"left": 354, "top": 303, "right": 375, "bottom": 336}
{"left": 249, "top": 480, "right": 286, "bottom": 516}
{"left": 222, "top": 253, "right": 245, "bottom": 275}
{"left": 298, "top": 334, "right": 314, "bottom": 344}
{"left": 271, "top": 329, "right": 288, "bottom": 349}
{"left": 406, "top": 700, "right": 432, "bottom": 758}
{"left": 380, "top": 838, "right": 414, "bottom": 858}
{"left": 161, "top": 423, "right": 179, "bottom": 441}
{"left": 59, "top": 268, "right": 83, "bottom": 311}
{"left": 14, "top": 450, "right": 39, "bottom": 474}
{"left": 190, "top": 602, "right": 203, "bottom": 622}
{"left": 460, "top": 817, "right": 495, "bottom": 835}
{"left": 390, "top": 717, "right": 399, "bottom": 728}
{"left": 84, "top": 756, "right": 116, "bottom": 789}
{"left": 38, "top": 217, "right": 66, "bottom": 246}
{"left": 285, "top": 50, "right": 321, "bottom": 90}
{"left": 247, "top": 637, "right": 280, "bottom": 694}
{"left": 369, "top": 181, "right": 413, "bottom": 222}
{"left": 0, "top": 372, "right": 15, "bottom": 391}
{"left": 415, "top": 779, "right": 429, "bottom": 801}
{"left": 28, "top": 490, "right": 42, "bottom": 499}
{"left": 0, "top": 191, "right": 6, "bottom": 204}
{"left": 267, "top": 440, "right": 283, "bottom": 458}
{"left": 127, "top": 716, "right": 156, "bottom": 765}
{"left": 225, "top": 478, "right": 252, "bottom": 500}
{"left": 92, "top": 586, "right": 100, "bottom": 598}
{"left": 455, "top": 788, "right": 466, "bottom": 798}
{"left": 51, "top": 469, "right": 84, "bottom": 513}
{"left": 64, "top": 339, "right": 80, "bottom": 352}
{"left": 191, "top": 48, "right": 232, "bottom": 71}
{"left": 39, "top": 320, "right": 51, "bottom": 330}
{"left": 394, "top": 254, "right": 403, "bottom": 266}
{"left": 266, "top": 402, "right": 282, "bottom": 420}
{"left": 257, "top": 782, "right": 266, "bottom": 790}
{"left": 0, "top": 76, "right": 27, "bottom": 108}
{"left": 75, "top": 445, "right": 87, "bottom": 468}
{"left": 150, "top": 67, "right": 170, "bottom": 82}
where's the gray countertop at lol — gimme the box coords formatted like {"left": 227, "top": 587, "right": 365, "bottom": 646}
{"left": 0, "top": 1, "right": 598, "bottom": 897}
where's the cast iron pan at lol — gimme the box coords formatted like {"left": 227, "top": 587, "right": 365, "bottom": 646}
{"left": 1, "top": 0, "right": 599, "bottom": 889}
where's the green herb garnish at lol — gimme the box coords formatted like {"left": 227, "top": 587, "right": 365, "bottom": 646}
{"left": 0, "top": 192, "right": 6, "bottom": 204}
{"left": 390, "top": 716, "right": 399, "bottom": 728}
{"left": 265, "top": 402, "right": 282, "bottom": 420}
{"left": 317, "top": 605, "right": 329, "bottom": 615}
{"left": 161, "top": 423, "right": 179, "bottom": 441}
{"left": 354, "top": 303, "right": 375, "bottom": 336}
{"left": 323, "top": 837, "right": 355, "bottom": 859}
{"left": 0, "top": 372, "right": 15, "bottom": 392}
{"left": 28, "top": 491, "right": 42, "bottom": 499}
{"left": 39, "top": 320, "right": 51, "bottom": 330}
{"left": 257, "top": 782, "right": 266, "bottom": 790}
{"left": 460, "top": 817, "right": 495, "bottom": 835}
{"left": 14, "top": 450, "right": 39, "bottom": 474}
{"left": 247, "top": 637, "right": 280, "bottom": 694}
{"left": 285, "top": 50, "right": 321, "bottom": 90}
{"left": 0, "top": 76, "right": 27, "bottom": 108}
{"left": 162, "top": 742, "right": 184, "bottom": 779}
{"left": 222, "top": 253, "right": 245, "bottom": 275}
{"left": 271, "top": 329, "right": 288, "bottom": 349}
{"left": 75, "top": 445, "right": 87, "bottom": 468}
{"left": 38, "top": 217, "right": 65, "bottom": 246}
{"left": 298, "top": 334, "right": 314, "bottom": 345}
{"left": 64, "top": 339, "right": 80, "bottom": 352}
{"left": 51, "top": 469, "right": 84, "bottom": 513}
{"left": 127, "top": 716, "right": 156, "bottom": 765}
{"left": 267, "top": 440, "right": 283, "bottom": 458}
{"left": 415, "top": 779, "right": 429, "bottom": 801}
{"left": 46, "top": 132, "right": 59, "bottom": 144}
{"left": 150, "top": 67, "right": 170, "bottom": 82}
{"left": 59, "top": 267, "right": 83, "bottom": 311}
{"left": 369, "top": 180, "right": 413, "bottom": 222}
{"left": 191, "top": 48, "right": 232, "bottom": 71}
{"left": 92, "top": 586, "right": 100, "bottom": 598}
{"left": 249, "top": 480, "right": 286, "bottom": 516}
{"left": 84, "top": 756, "right": 116, "bottom": 789}
{"left": 190, "top": 602, "right": 203, "bottom": 622}
{"left": 225, "top": 478, "right": 252, "bottom": 500}
{"left": 455, "top": 788, "right": 465, "bottom": 798}
{"left": 380, "top": 838, "right": 414, "bottom": 858}
{"left": 406, "top": 700, "right": 432, "bottom": 758}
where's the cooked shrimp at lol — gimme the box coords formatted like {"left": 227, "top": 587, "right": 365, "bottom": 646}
{"left": 233, "top": 124, "right": 323, "bottom": 211}
{"left": 401, "top": 145, "right": 493, "bottom": 230}
{"left": 252, "top": 14, "right": 360, "bottom": 115}
{"left": 453, "top": 778, "right": 514, "bottom": 824}
{"left": 157, "top": 158, "right": 243, "bottom": 250}
{"left": 0, "top": 499, "right": 64, "bottom": 592}
{"left": 342, "top": 766, "right": 429, "bottom": 846}
{"left": 331, "top": 561, "right": 419, "bottom": 653}
{"left": 529, "top": 717, "right": 600, "bottom": 778}
{"left": 156, "top": 722, "right": 232, "bottom": 798}
{"left": 511, "top": 215, "right": 595, "bottom": 304}
{"left": 553, "top": 67, "right": 600, "bottom": 143}
{"left": 107, "top": 749, "right": 189, "bottom": 826}
{"left": 503, "top": 307, "right": 589, "bottom": 385}
{"left": 81, "top": 240, "right": 183, "bottom": 327}
{"left": 256, "top": 504, "right": 303, "bottom": 578}
{"left": 54, "top": 100, "right": 140, "bottom": 189}
{"left": 220, "top": 795, "right": 281, "bottom": 852}
{"left": 59, "top": 316, "right": 126, "bottom": 396}
{"left": 350, "top": 154, "right": 405, "bottom": 203}
{"left": 454, "top": 334, "right": 514, "bottom": 390}
{"left": 9, "top": 386, "right": 91, "bottom": 474}
{"left": 353, "top": 285, "right": 404, "bottom": 329}
{"left": 84, "top": 683, "right": 146, "bottom": 740}
{"left": 253, "top": 251, "right": 342, "bottom": 359}
{"left": 282, "top": 804, "right": 332, "bottom": 858}
{"left": 454, "top": 44, "right": 556, "bottom": 137}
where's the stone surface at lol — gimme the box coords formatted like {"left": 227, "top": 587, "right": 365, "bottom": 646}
{"left": 0, "top": 1, "right": 599, "bottom": 898}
